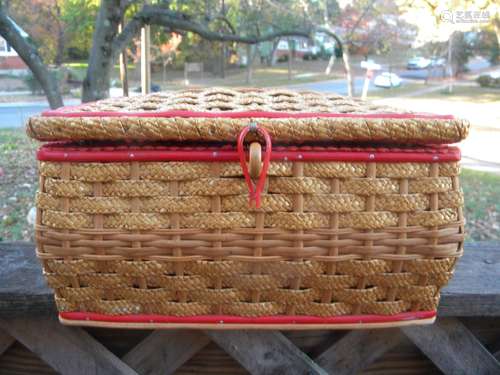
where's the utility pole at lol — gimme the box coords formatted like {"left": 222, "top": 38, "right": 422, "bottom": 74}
{"left": 447, "top": 33, "right": 453, "bottom": 94}
{"left": 118, "top": 21, "right": 129, "bottom": 97}
{"left": 141, "top": 24, "right": 151, "bottom": 94}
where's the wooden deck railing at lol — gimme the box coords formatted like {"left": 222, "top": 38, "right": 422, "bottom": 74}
{"left": 0, "top": 241, "right": 498, "bottom": 374}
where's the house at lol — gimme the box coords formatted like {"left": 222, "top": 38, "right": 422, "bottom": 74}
{"left": 0, "top": 17, "right": 28, "bottom": 75}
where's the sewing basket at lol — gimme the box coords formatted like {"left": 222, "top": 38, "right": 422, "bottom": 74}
{"left": 27, "top": 88, "right": 469, "bottom": 329}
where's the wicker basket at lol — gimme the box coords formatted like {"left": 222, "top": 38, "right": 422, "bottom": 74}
{"left": 28, "top": 88, "right": 469, "bottom": 329}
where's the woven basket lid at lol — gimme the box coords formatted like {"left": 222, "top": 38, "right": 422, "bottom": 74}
{"left": 27, "top": 88, "right": 469, "bottom": 144}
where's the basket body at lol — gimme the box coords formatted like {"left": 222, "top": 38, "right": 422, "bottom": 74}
{"left": 35, "top": 144, "right": 464, "bottom": 329}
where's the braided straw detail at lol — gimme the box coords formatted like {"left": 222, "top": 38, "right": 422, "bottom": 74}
{"left": 362, "top": 301, "right": 410, "bottom": 315}
{"left": 70, "top": 163, "right": 130, "bottom": 182}
{"left": 376, "top": 163, "right": 431, "bottom": 178}
{"left": 79, "top": 274, "right": 129, "bottom": 288}
{"left": 268, "top": 177, "right": 330, "bottom": 194}
{"left": 116, "top": 260, "right": 179, "bottom": 276}
{"left": 304, "top": 274, "right": 358, "bottom": 290}
{"left": 396, "top": 286, "right": 438, "bottom": 301}
{"left": 36, "top": 149, "right": 465, "bottom": 320}
{"left": 44, "top": 273, "right": 72, "bottom": 289}
{"left": 268, "top": 289, "right": 316, "bottom": 305}
{"left": 408, "top": 208, "right": 458, "bottom": 227}
{"left": 297, "top": 302, "right": 352, "bottom": 317}
{"left": 334, "top": 287, "right": 385, "bottom": 304}
{"left": 190, "top": 288, "right": 244, "bottom": 304}
{"left": 114, "top": 288, "right": 176, "bottom": 302}
{"left": 405, "top": 258, "right": 456, "bottom": 275}
{"left": 229, "top": 274, "right": 285, "bottom": 291}
{"left": 221, "top": 302, "right": 284, "bottom": 317}
{"left": 88, "top": 300, "right": 143, "bottom": 315}
{"left": 418, "top": 295, "right": 440, "bottom": 311}
{"left": 141, "top": 162, "right": 213, "bottom": 180}
{"left": 339, "top": 212, "right": 398, "bottom": 229}
{"left": 375, "top": 194, "right": 428, "bottom": 212}
{"left": 438, "top": 191, "right": 464, "bottom": 209}
{"left": 262, "top": 260, "right": 322, "bottom": 277}
{"left": 304, "top": 194, "right": 365, "bottom": 212}
{"left": 191, "top": 260, "right": 247, "bottom": 277}
{"left": 336, "top": 260, "right": 391, "bottom": 276}
{"left": 46, "top": 259, "right": 97, "bottom": 275}
{"left": 148, "top": 275, "right": 208, "bottom": 291}
{"left": 409, "top": 177, "right": 452, "bottom": 193}
{"left": 368, "top": 272, "right": 419, "bottom": 287}
{"left": 303, "top": 162, "right": 367, "bottom": 178}
{"left": 45, "top": 179, "right": 93, "bottom": 197}
{"left": 54, "top": 296, "right": 78, "bottom": 312}
{"left": 59, "top": 287, "right": 101, "bottom": 302}
{"left": 142, "top": 196, "right": 212, "bottom": 213}
{"left": 180, "top": 178, "right": 247, "bottom": 196}
{"left": 180, "top": 213, "right": 255, "bottom": 229}
{"left": 39, "top": 161, "right": 460, "bottom": 181}
{"left": 266, "top": 213, "right": 329, "bottom": 230}
{"left": 28, "top": 88, "right": 470, "bottom": 144}
{"left": 342, "top": 178, "right": 399, "bottom": 195}
{"left": 222, "top": 194, "right": 293, "bottom": 212}
{"left": 428, "top": 272, "right": 454, "bottom": 287}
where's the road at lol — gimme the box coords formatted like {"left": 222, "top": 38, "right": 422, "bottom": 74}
{"left": 0, "top": 102, "right": 50, "bottom": 129}
{"left": 0, "top": 100, "right": 80, "bottom": 129}
{"left": 288, "top": 77, "right": 378, "bottom": 94}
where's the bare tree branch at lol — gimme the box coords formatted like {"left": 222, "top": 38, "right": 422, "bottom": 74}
{"left": 111, "top": 5, "right": 312, "bottom": 63}
{"left": 0, "top": 5, "right": 63, "bottom": 108}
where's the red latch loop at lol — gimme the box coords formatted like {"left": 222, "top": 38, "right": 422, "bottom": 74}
{"left": 237, "top": 123, "right": 272, "bottom": 208}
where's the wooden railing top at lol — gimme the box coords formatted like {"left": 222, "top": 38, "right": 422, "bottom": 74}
{"left": 0, "top": 241, "right": 498, "bottom": 318}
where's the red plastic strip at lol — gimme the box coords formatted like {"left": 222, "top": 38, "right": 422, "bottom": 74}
{"left": 37, "top": 145, "right": 461, "bottom": 163}
{"left": 60, "top": 310, "right": 436, "bottom": 325}
{"left": 42, "top": 108, "right": 455, "bottom": 120}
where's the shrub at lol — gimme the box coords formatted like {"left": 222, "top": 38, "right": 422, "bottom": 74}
{"left": 476, "top": 74, "right": 500, "bottom": 88}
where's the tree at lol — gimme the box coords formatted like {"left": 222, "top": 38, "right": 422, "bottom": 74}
{"left": 0, "top": 1, "right": 63, "bottom": 108}
{"left": 6, "top": 0, "right": 98, "bottom": 65}
{"left": 82, "top": 0, "right": 314, "bottom": 102}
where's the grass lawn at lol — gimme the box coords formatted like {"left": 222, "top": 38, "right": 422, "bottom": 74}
{"left": 367, "top": 82, "right": 432, "bottom": 99}
{"left": 417, "top": 85, "right": 500, "bottom": 103}
{"left": 0, "top": 128, "right": 498, "bottom": 242}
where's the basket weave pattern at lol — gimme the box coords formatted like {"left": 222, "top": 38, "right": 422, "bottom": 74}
{"left": 36, "top": 158, "right": 464, "bottom": 317}
{"left": 27, "top": 89, "right": 469, "bottom": 144}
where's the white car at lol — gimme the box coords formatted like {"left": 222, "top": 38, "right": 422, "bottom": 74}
{"left": 407, "top": 57, "right": 431, "bottom": 70}
{"left": 374, "top": 72, "right": 402, "bottom": 88}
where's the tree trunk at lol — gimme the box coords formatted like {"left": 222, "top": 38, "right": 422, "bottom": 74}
{"left": 54, "top": 2, "right": 64, "bottom": 66}
{"left": 270, "top": 39, "right": 280, "bottom": 66}
{"left": 220, "top": 43, "right": 225, "bottom": 78}
{"left": 0, "top": 9, "right": 63, "bottom": 108}
{"left": 82, "top": 0, "right": 122, "bottom": 102}
{"left": 325, "top": 54, "right": 336, "bottom": 75}
{"left": 342, "top": 47, "right": 354, "bottom": 97}
{"left": 54, "top": 28, "right": 65, "bottom": 66}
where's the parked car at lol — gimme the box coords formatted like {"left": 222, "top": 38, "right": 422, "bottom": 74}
{"left": 407, "top": 57, "right": 431, "bottom": 70}
{"left": 303, "top": 46, "right": 321, "bottom": 60}
{"left": 430, "top": 57, "right": 446, "bottom": 67}
{"left": 374, "top": 72, "right": 402, "bottom": 88}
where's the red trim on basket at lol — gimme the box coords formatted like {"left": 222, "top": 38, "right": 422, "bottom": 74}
{"left": 60, "top": 311, "right": 436, "bottom": 325}
{"left": 42, "top": 108, "right": 455, "bottom": 120}
{"left": 37, "top": 144, "right": 461, "bottom": 162}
